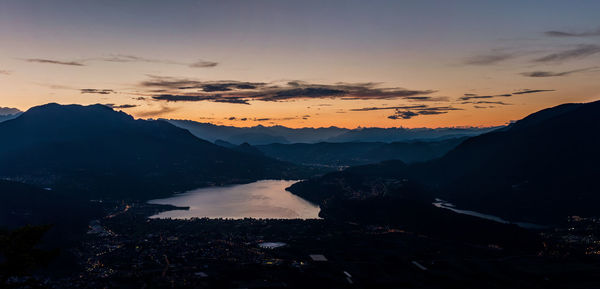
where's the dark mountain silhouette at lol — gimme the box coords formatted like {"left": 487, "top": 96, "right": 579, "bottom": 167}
{"left": 289, "top": 100, "right": 600, "bottom": 224}
{"left": 0, "top": 180, "right": 102, "bottom": 230}
{"left": 0, "top": 103, "right": 309, "bottom": 199}
{"left": 423, "top": 100, "right": 600, "bottom": 223}
{"left": 166, "top": 119, "right": 499, "bottom": 145}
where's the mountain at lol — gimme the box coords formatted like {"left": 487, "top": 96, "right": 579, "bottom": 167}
{"left": 0, "top": 113, "right": 21, "bottom": 123}
{"left": 325, "top": 126, "right": 501, "bottom": 143}
{"left": 166, "top": 119, "right": 500, "bottom": 144}
{"left": 165, "top": 120, "right": 346, "bottom": 144}
{"left": 254, "top": 137, "right": 466, "bottom": 168}
{"left": 289, "top": 100, "right": 600, "bottom": 224}
{"left": 0, "top": 107, "right": 22, "bottom": 123}
{"left": 0, "top": 103, "right": 310, "bottom": 199}
{"left": 0, "top": 180, "right": 102, "bottom": 230}
{"left": 423, "top": 100, "right": 600, "bottom": 223}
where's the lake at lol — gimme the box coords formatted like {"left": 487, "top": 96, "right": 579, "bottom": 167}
{"left": 148, "top": 180, "right": 320, "bottom": 219}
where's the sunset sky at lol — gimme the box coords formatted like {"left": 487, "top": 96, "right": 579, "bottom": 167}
{"left": 1, "top": 0, "right": 599, "bottom": 128}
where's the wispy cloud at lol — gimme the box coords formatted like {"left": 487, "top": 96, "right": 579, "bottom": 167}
{"left": 387, "top": 106, "right": 462, "bottom": 120}
{"left": 100, "top": 54, "right": 177, "bottom": 64}
{"left": 404, "top": 96, "right": 449, "bottom": 102}
{"left": 153, "top": 94, "right": 251, "bottom": 104}
{"left": 463, "top": 50, "right": 519, "bottom": 65}
{"left": 349, "top": 105, "right": 461, "bottom": 120}
{"left": 458, "top": 94, "right": 503, "bottom": 101}
{"left": 0, "top": 70, "right": 11, "bottom": 75}
{"left": 225, "top": 115, "right": 310, "bottom": 122}
{"left": 80, "top": 88, "right": 116, "bottom": 95}
{"left": 511, "top": 89, "right": 555, "bottom": 95}
{"left": 458, "top": 89, "right": 553, "bottom": 101}
{"left": 461, "top": 100, "right": 512, "bottom": 105}
{"left": 350, "top": 105, "right": 428, "bottom": 111}
{"left": 545, "top": 28, "right": 600, "bottom": 38}
{"left": 520, "top": 67, "right": 598, "bottom": 77}
{"left": 23, "top": 55, "right": 218, "bottom": 68}
{"left": 142, "top": 77, "right": 264, "bottom": 91}
{"left": 136, "top": 106, "right": 179, "bottom": 117}
{"left": 189, "top": 60, "right": 219, "bottom": 68}
{"left": 98, "top": 54, "right": 218, "bottom": 68}
{"left": 144, "top": 76, "right": 436, "bottom": 104}
{"left": 25, "top": 58, "right": 85, "bottom": 66}
{"left": 533, "top": 44, "right": 600, "bottom": 63}
{"left": 103, "top": 103, "right": 138, "bottom": 109}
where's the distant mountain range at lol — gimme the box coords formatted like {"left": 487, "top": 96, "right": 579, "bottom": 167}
{"left": 0, "top": 103, "right": 312, "bottom": 199}
{"left": 289, "top": 100, "right": 600, "bottom": 224}
{"left": 165, "top": 119, "right": 500, "bottom": 145}
{"left": 218, "top": 138, "right": 467, "bottom": 168}
{"left": 0, "top": 108, "right": 22, "bottom": 123}
{"left": 0, "top": 113, "right": 21, "bottom": 123}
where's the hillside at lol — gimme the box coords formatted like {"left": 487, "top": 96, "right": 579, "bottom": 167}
{"left": 0, "top": 103, "right": 309, "bottom": 199}
{"left": 254, "top": 138, "right": 466, "bottom": 167}
{"left": 289, "top": 100, "right": 600, "bottom": 224}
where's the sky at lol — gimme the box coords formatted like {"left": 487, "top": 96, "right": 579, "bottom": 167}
{"left": 1, "top": 0, "right": 599, "bottom": 128}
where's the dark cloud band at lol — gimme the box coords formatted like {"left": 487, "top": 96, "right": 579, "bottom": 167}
{"left": 144, "top": 76, "right": 437, "bottom": 104}
{"left": 534, "top": 45, "right": 600, "bottom": 63}
{"left": 25, "top": 58, "right": 85, "bottom": 66}
{"left": 81, "top": 89, "right": 116, "bottom": 95}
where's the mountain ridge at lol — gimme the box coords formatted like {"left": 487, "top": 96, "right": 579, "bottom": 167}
{"left": 289, "top": 100, "right": 600, "bottom": 224}
{"left": 0, "top": 103, "right": 311, "bottom": 199}
{"left": 165, "top": 118, "right": 501, "bottom": 145}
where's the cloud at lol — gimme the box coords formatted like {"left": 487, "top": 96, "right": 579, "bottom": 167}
{"left": 144, "top": 76, "right": 435, "bottom": 104}
{"left": 458, "top": 89, "right": 553, "bottom": 101}
{"left": 189, "top": 60, "right": 219, "bottom": 68}
{"left": 0, "top": 107, "right": 22, "bottom": 116}
{"left": 25, "top": 58, "right": 85, "bottom": 66}
{"left": 81, "top": 88, "right": 116, "bottom": 95}
{"left": 350, "top": 105, "right": 428, "bottom": 111}
{"left": 0, "top": 70, "right": 11, "bottom": 75}
{"left": 104, "top": 103, "right": 137, "bottom": 109}
{"left": 533, "top": 45, "right": 600, "bottom": 63}
{"left": 462, "top": 100, "right": 512, "bottom": 105}
{"left": 100, "top": 54, "right": 176, "bottom": 64}
{"left": 224, "top": 115, "right": 309, "bottom": 122}
{"left": 136, "top": 106, "right": 179, "bottom": 117}
{"left": 23, "top": 54, "right": 218, "bottom": 68}
{"left": 404, "top": 96, "right": 449, "bottom": 102}
{"left": 511, "top": 89, "right": 555, "bottom": 95}
{"left": 464, "top": 51, "right": 518, "bottom": 65}
{"left": 153, "top": 94, "right": 251, "bottom": 104}
{"left": 141, "top": 76, "right": 264, "bottom": 91}
{"left": 545, "top": 28, "right": 600, "bottom": 38}
{"left": 99, "top": 54, "right": 217, "bottom": 68}
{"left": 458, "top": 94, "right": 495, "bottom": 101}
{"left": 350, "top": 105, "right": 461, "bottom": 120}
{"left": 458, "top": 93, "right": 514, "bottom": 101}
{"left": 388, "top": 110, "right": 419, "bottom": 119}
{"left": 387, "top": 106, "right": 461, "bottom": 120}
{"left": 520, "top": 67, "right": 597, "bottom": 77}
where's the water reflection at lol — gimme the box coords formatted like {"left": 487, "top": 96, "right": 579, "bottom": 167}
{"left": 148, "top": 180, "right": 320, "bottom": 219}
{"left": 433, "top": 198, "right": 546, "bottom": 229}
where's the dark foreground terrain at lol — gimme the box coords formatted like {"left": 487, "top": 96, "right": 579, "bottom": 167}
{"left": 2, "top": 203, "right": 600, "bottom": 289}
